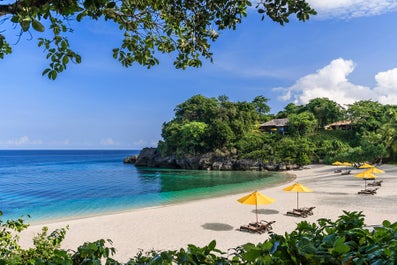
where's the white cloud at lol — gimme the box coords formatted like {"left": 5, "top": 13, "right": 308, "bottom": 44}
{"left": 2, "top": 136, "right": 43, "bottom": 146}
{"left": 100, "top": 137, "right": 120, "bottom": 146}
{"left": 374, "top": 68, "right": 397, "bottom": 104}
{"left": 275, "top": 58, "right": 397, "bottom": 106}
{"left": 307, "top": 0, "right": 397, "bottom": 18}
{"left": 130, "top": 139, "right": 158, "bottom": 149}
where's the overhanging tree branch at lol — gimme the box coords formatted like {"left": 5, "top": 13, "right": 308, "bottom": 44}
{"left": 0, "top": 0, "right": 317, "bottom": 79}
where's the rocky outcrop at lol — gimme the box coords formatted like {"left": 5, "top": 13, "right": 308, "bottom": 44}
{"left": 123, "top": 155, "right": 138, "bottom": 164}
{"left": 124, "top": 147, "right": 300, "bottom": 171}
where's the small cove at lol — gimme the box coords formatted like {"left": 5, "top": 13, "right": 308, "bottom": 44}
{"left": 0, "top": 150, "right": 292, "bottom": 223}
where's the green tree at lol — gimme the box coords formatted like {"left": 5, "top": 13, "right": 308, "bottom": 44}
{"left": 179, "top": 121, "right": 208, "bottom": 154}
{"left": 229, "top": 101, "right": 260, "bottom": 139}
{"left": 287, "top": 111, "right": 318, "bottom": 136}
{"left": 305, "top": 97, "right": 345, "bottom": 128}
{"left": 378, "top": 107, "right": 397, "bottom": 161}
{"left": 206, "top": 119, "right": 234, "bottom": 150}
{"left": 252, "top": 96, "right": 271, "bottom": 120}
{"left": 161, "top": 95, "right": 262, "bottom": 156}
{"left": 174, "top": 95, "right": 219, "bottom": 123}
{"left": 273, "top": 136, "right": 314, "bottom": 166}
{"left": 0, "top": 0, "right": 316, "bottom": 79}
{"left": 275, "top": 102, "right": 305, "bottom": 118}
{"left": 160, "top": 120, "right": 182, "bottom": 154}
{"left": 346, "top": 100, "right": 385, "bottom": 132}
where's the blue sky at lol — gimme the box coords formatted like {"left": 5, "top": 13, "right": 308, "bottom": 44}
{"left": 1, "top": 0, "right": 397, "bottom": 150}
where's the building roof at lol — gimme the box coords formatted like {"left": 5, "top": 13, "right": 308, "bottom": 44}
{"left": 259, "top": 118, "right": 289, "bottom": 128}
{"left": 324, "top": 120, "right": 352, "bottom": 128}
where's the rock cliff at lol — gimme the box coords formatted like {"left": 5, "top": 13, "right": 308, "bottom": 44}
{"left": 124, "top": 147, "right": 299, "bottom": 171}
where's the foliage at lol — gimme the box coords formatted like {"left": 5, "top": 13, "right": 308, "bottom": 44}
{"left": 0, "top": 211, "right": 119, "bottom": 264}
{"left": 287, "top": 111, "right": 318, "bottom": 136}
{"left": 2, "top": 211, "right": 397, "bottom": 264}
{"left": 273, "top": 136, "right": 315, "bottom": 166}
{"left": 159, "top": 95, "right": 397, "bottom": 165}
{"left": 0, "top": 0, "right": 316, "bottom": 79}
{"left": 161, "top": 94, "right": 267, "bottom": 156}
{"left": 252, "top": 96, "right": 271, "bottom": 120}
{"left": 304, "top": 97, "right": 345, "bottom": 129}
{"left": 232, "top": 211, "right": 397, "bottom": 264}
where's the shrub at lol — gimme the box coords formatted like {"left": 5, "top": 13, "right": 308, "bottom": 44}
{"left": 1, "top": 211, "right": 397, "bottom": 264}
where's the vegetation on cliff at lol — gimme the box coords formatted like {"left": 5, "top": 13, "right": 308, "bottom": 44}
{"left": 158, "top": 95, "right": 397, "bottom": 166}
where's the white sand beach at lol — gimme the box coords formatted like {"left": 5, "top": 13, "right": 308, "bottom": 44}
{"left": 19, "top": 164, "right": 397, "bottom": 262}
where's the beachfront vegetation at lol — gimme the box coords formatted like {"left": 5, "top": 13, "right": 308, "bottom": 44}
{"left": 0, "top": 0, "right": 316, "bottom": 79}
{"left": 2, "top": 211, "right": 397, "bottom": 264}
{"left": 159, "top": 95, "right": 397, "bottom": 165}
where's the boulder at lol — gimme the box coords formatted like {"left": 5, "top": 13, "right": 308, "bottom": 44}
{"left": 123, "top": 155, "right": 138, "bottom": 164}
{"left": 134, "top": 147, "right": 158, "bottom": 166}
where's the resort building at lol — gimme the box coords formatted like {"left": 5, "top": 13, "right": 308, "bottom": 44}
{"left": 259, "top": 118, "right": 289, "bottom": 134}
{"left": 324, "top": 120, "right": 353, "bottom": 130}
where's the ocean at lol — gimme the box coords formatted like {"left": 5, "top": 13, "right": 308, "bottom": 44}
{"left": 0, "top": 150, "right": 291, "bottom": 223}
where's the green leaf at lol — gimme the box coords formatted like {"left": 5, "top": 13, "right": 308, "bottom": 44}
{"left": 50, "top": 70, "right": 57, "bottom": 80}
{"left": 10, "top": 15, "right": 19, "bottom": 23}
{"left": 32, "top": 19, "right": 45, "bottom": 32}
{"left": 207, "top": 240, "right": 216, "bottom": 251}
{"left": 106, "top": 2, "right": 116, "bottom": 8}
{"left": 20, "top": 20, "right": 30, "bottom": 32}
{"left": 42, "top": 68, "right": 51, "bottom": 76}
{"left": 332, "top": 237, "right": 350, "bottom": 255}
{"left": 62, "top": 56, "right": 69, "bottom": 65}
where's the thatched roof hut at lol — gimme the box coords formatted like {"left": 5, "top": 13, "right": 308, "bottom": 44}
{"left": 259, "top": 118, "right": 289, "bottom": 133}
{"left": 324, "top": 120, "right": 352, "bottom": 130}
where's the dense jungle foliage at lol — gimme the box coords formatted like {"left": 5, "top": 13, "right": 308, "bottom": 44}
{"left": 2, "top": 211, "right": 397, "bottom": 264}
{"left": 158, "top": 95, "right": 397, "bottom": 165}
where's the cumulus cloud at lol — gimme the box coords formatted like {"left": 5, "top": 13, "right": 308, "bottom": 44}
{"left": 2, "top": 136, "right": 43, "bottom": 146}
{"left": 100, "top": 137, "right": 120, "bottom": 146}
{"left": 130, "top": 139, "right": 158, "bottom": 149}
{"left": 275, "top": 58, "right": 397, "bottom": 106}
{"left": 308, "top": 0, "right": 397, "bottom": 18}
{"left": 374, "top": 68, "right": 397, "bottom": 104}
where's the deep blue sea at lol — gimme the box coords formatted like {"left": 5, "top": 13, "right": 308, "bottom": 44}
{"left": 0, "top": 150, "right": 291, "bottom": 223}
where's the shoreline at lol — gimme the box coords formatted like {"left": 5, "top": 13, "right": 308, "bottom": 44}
{"left": 24, "top": 171, "right": 295, "bottom": 226}
{"left": 19, "top": 164, "right": 397, "bottom": 262}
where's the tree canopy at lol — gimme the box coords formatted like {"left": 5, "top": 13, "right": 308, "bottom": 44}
{"left": 0, "top": 0, "right": 316, "bottom": 79}
{"left": 159, "top": 95, "right": 397, "bottom": 166}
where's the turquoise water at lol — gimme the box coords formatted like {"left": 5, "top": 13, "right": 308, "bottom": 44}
{"left": 0, "top": 150, "right": 291, "bottom": 223}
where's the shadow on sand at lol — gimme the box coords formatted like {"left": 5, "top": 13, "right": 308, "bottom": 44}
{"left": 201, "top": 223, "right": 234, "bottom": 231}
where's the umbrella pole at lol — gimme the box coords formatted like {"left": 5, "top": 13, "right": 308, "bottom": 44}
{"left": 255, "top": 203, "right": 259, "bottom": 223}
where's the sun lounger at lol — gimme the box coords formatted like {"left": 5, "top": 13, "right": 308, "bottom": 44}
{"left": 287, "top": 209, "right": 308, "bottom": 217}
{"left": 286, "top": 206, "right": 315, "bottom": 218}
{"left": 358, "top": 188, "right": 378, "bottom": 195}
{"left": 341, "top": 170, "right": 351, "bottom": 175}
{"left": 334, "top": 169, "right": 342, "bottom": 173}
{"left": 368, "top": 180, "right": 383, "bottom": 186}
{"left": 240, "top": 220, "right": 275, "bottom": 234}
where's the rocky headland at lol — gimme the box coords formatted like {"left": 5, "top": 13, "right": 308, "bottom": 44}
{"left": 124, "top": 147, "right": 300, "bottom": 171}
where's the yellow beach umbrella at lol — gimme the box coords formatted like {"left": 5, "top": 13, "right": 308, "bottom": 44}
{"left": 237, "top": 191, "right": 275, "bottom": 223}
{"left": 364, "top": 167, "right": 385, "bottom": 174}
{"left": 355, "top": 171, "right": 377, "bottom": 189}
{"left": 342, "top": 162, "right": 353, "bottom": 167}
{"left": 359, "top": 163, "right": 374, "bottom": 169}
{"left": 332, "top": 161, "right": 343, "bottom": 166}
{"left": 283, "top": 182, "right": 313, "bottom": 209}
